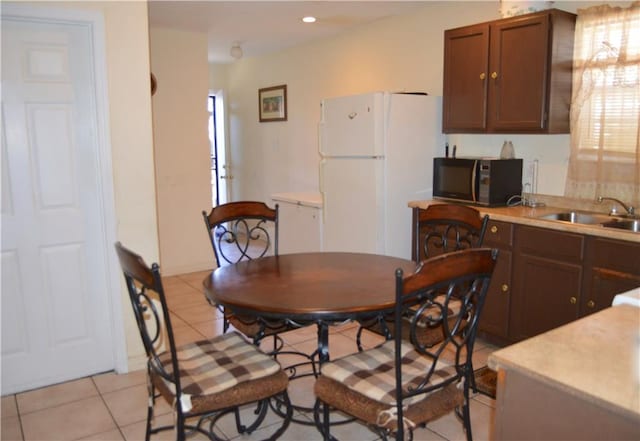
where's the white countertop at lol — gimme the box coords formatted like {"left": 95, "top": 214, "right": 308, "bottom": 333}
{"left": 271, "top": 192, "right": 323, "bottom": 208}
{"left": 489, "top": 305, "right": 640, "bottom": 421}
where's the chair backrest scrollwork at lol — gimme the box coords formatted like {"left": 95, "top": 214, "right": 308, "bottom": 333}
{"left": 202, "top": 201, "right": 279, "bottom": 267}
{"left": 412, "top": 204, "right": 489, "bottom": 262}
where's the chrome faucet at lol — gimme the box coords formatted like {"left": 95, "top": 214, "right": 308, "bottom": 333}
{"left": 597, "top": 196, "right": 635, "bottom": 217}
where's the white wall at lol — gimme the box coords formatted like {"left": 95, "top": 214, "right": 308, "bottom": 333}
{"left": 215, "top": 1, "right": 629, "bottom": 203}
{"left": 150, "top": 27, "right": 213, "bottom": 275}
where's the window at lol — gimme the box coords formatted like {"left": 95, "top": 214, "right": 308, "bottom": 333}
{"left": 565, "top": 3, "right": 639, "bottom": 205}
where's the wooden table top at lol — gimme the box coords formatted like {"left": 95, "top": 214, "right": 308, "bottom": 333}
{"left": 203, "top": 252, "right": 417, "bottom": 321}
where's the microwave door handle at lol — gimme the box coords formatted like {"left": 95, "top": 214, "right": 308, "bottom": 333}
{"left": 471, "top": 160, "right": 478, "bottom": 202}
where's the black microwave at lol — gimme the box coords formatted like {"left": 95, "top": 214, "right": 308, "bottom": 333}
{"left": 433, "top": 157, "right": 523, "bottom": 206}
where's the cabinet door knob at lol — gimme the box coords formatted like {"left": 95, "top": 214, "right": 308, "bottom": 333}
{"left": 480, "top": 72, "right": 486, "bottom": 80}
{"left": 587, "top": 300, "right": 595, "bottom": 308}
{"left": 570, "top": 296, "right": 577, "bottom": 305}
{"left": 501, "top": 284, "right": 509, "bottom": 293}
{"left": 491, "top": 71, "right": 498, "bottom": 79}
{"left": 490, "top": 225, "right": 498, "bottom": 234}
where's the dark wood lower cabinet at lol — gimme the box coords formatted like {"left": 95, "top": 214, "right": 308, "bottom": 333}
{"left": 484, "top": 224, "right": 639, "bottom": 344}
{"left": 412, "top": 212, "right": 640, "bottom": 345}
{"left": 582, "top": 237, "right": 640, "bottom": 316}
{"left": 510, "top": 225, "right": 584, "bottom": 342}
{"left": 478, "top": 220, "right": 512, "bottom": 344}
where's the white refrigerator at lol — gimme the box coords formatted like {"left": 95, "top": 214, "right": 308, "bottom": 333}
{"left": 319, "top": 92, "right": 444, "bottom": 259}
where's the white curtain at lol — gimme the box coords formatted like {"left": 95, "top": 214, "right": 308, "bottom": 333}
{"left": 565, "top": 2, "right": 640, "bottom": 207}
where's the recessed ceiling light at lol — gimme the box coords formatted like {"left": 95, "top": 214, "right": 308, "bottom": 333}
{"left": 302, "top": 16, "right": 316, "bottom": 23}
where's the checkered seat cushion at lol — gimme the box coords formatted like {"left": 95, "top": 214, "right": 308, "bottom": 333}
{"left": 153, "top": 331, "right": 288, "bottom": 415}
{"left": 315, "top": 340, "right": 463, "bottom": 431}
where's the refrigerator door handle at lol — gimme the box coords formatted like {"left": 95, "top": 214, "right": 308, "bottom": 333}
{"left": 471, "top": 159, "right": 478, "bottom": 202}
{"left": 319, "top": 159, "right": 326, "bottom": 223}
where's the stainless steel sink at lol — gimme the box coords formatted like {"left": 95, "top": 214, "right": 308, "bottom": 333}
{"left": 601, "top": 219, "right": 640, "bottom": 233}
{"left": 537, "top": 211, "right": 611, "bottom": 225}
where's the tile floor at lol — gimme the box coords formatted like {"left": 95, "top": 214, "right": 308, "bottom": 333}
{"left": 1, "top": 270, "right": 499, "bottom": 441}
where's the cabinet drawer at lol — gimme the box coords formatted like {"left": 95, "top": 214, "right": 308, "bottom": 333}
{"left": 484, "top": 220, "right": 513, "bottom": 248}
{"left": 589, "top": 238, "right": 640, "bottom": 275}
{"left": 516, "top": 225, "right": 584, "bottom": 262}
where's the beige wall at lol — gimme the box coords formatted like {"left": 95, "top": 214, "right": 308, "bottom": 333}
{"left": 149, "top": 27, "right": 213, "bottom": 275}
{"left": 9, "top": 1, "right": 158, "bottom": 368}
{"left": 216, "top": 1, "right": 626, "bottom": 202}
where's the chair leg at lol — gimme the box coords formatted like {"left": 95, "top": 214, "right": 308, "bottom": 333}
{"left": 145, "top": 370, "right": 154, "bottom": 441}
{"left": 267, "top": 390, "right": 293, "bottom": 440}
{"left": 461, "top": 383, "right": 473, "bottom": 441}
{"left": 175, "top": 410, "right": 186, "bottom": 441}
{"left": 234, "top": 400, "right": 269, "bottom": 434}
{"left": 144, "top": 397, "right": 153, "bottom": 441}
{"left": 313, "top": 398, "right": 338, "bottom": 441}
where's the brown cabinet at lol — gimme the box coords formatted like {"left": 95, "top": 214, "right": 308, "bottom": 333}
{"left": 478, "top": 220, "right": 513, "bottom": 344}
{"left": 510, "top": 225, "right": 584, "bottom": 342}
{"left": 583, "top": 237, "right": 640, "bottom": 315}
{"left": 443, "top": 9, "right": 576, "bottom": 133}
{"left": 410, "top": 209, "right": 640, "bottom": 345}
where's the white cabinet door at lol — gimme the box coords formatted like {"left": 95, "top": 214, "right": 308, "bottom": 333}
{"left": 277, "top": 203, "right": 322, "bottom": 254}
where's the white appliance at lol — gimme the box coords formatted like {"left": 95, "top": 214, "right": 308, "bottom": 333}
{"left": 319, "top": 92, "right": 444, "bottom": 259}
{"left": 271, "top": 192, "right": 323, "bottom": 254}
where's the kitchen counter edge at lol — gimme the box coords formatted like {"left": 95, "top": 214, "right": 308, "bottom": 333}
{"left": 408, "top": 197, "right": 640, "bottom": 243}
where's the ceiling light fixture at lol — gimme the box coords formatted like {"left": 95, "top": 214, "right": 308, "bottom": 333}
{"left": 302, "top": 16, "right": 316, "bottom": 23}
{"left": 230, "top": 42, "right": 243, "bottom": 59}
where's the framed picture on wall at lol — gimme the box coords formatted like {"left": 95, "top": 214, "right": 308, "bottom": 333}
{"left": 258, "top": 84, "right": 287, "bottom": 122}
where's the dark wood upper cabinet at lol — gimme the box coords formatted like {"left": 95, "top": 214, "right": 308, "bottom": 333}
{"left": 443, "top": 9, "right": 576, "bottom": 134}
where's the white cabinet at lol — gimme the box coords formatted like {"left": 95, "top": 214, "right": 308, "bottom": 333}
{"left": 271, "top": 192, "right": 323, "bottom": 254}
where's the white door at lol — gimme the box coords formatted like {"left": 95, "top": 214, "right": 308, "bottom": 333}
{"left": 2, "top": 12, "right": 117, "bottom": 394}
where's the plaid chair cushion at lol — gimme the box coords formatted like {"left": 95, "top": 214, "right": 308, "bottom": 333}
{"left": 158, "top": 331, "right": 281, "bottom": 397}
{"left": 321, "top": 340, "right": 457, "bottom": 406}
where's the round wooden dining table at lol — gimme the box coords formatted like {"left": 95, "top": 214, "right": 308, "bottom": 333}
{"left": 202, "top": 251, "right": 417, "bottom": 364}
{"left": 203, "top": 251, "right": 417, "bottom": 430}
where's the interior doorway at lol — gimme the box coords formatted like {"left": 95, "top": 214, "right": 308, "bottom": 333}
{"left": 208, "top": 91, "right": 229, "bottom": 207}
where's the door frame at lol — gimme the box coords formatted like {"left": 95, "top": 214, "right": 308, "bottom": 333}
{"left": 3, "top": 4, "right": 128, "bottom": 374}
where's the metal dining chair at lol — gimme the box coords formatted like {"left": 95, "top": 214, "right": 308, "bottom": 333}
{"left": 356, "top": 203, "right": 489, "bottom": 351}
{"left": 202, "top": 201, "right": 288, "bottom": 346}
{"left": 115, "top": 241, "right": 292, "bottom": 440}
{"left": 314, "top": 248, "right": 498, "bottom": 441}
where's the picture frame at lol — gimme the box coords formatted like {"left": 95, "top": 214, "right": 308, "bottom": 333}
{"left": 258, "top": 84, "right": 287, "bottom": 122}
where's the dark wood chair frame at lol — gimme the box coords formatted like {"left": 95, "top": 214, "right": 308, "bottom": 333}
{"left": 202, "top": 201, "right": 285, "bottom": 343}
{"left": 314, "top": 248, "right": 498, "bottom": 441}
{"left": 202, "top": 201, "right": 319, "bottom": 377}
{"left": 356, "top": 204, "right": 489, "bottom": 351}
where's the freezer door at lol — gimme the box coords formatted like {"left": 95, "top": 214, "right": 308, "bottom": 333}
{"left": 320, "top": 157, "right": 384, "bottom": 254}
{"left": 319, "top": 92, "right": 385, "bottom": 157}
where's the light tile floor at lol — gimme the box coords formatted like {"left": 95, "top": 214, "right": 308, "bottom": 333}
{"left": 1, "top": 270, "right": 498, "bottom": 441}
